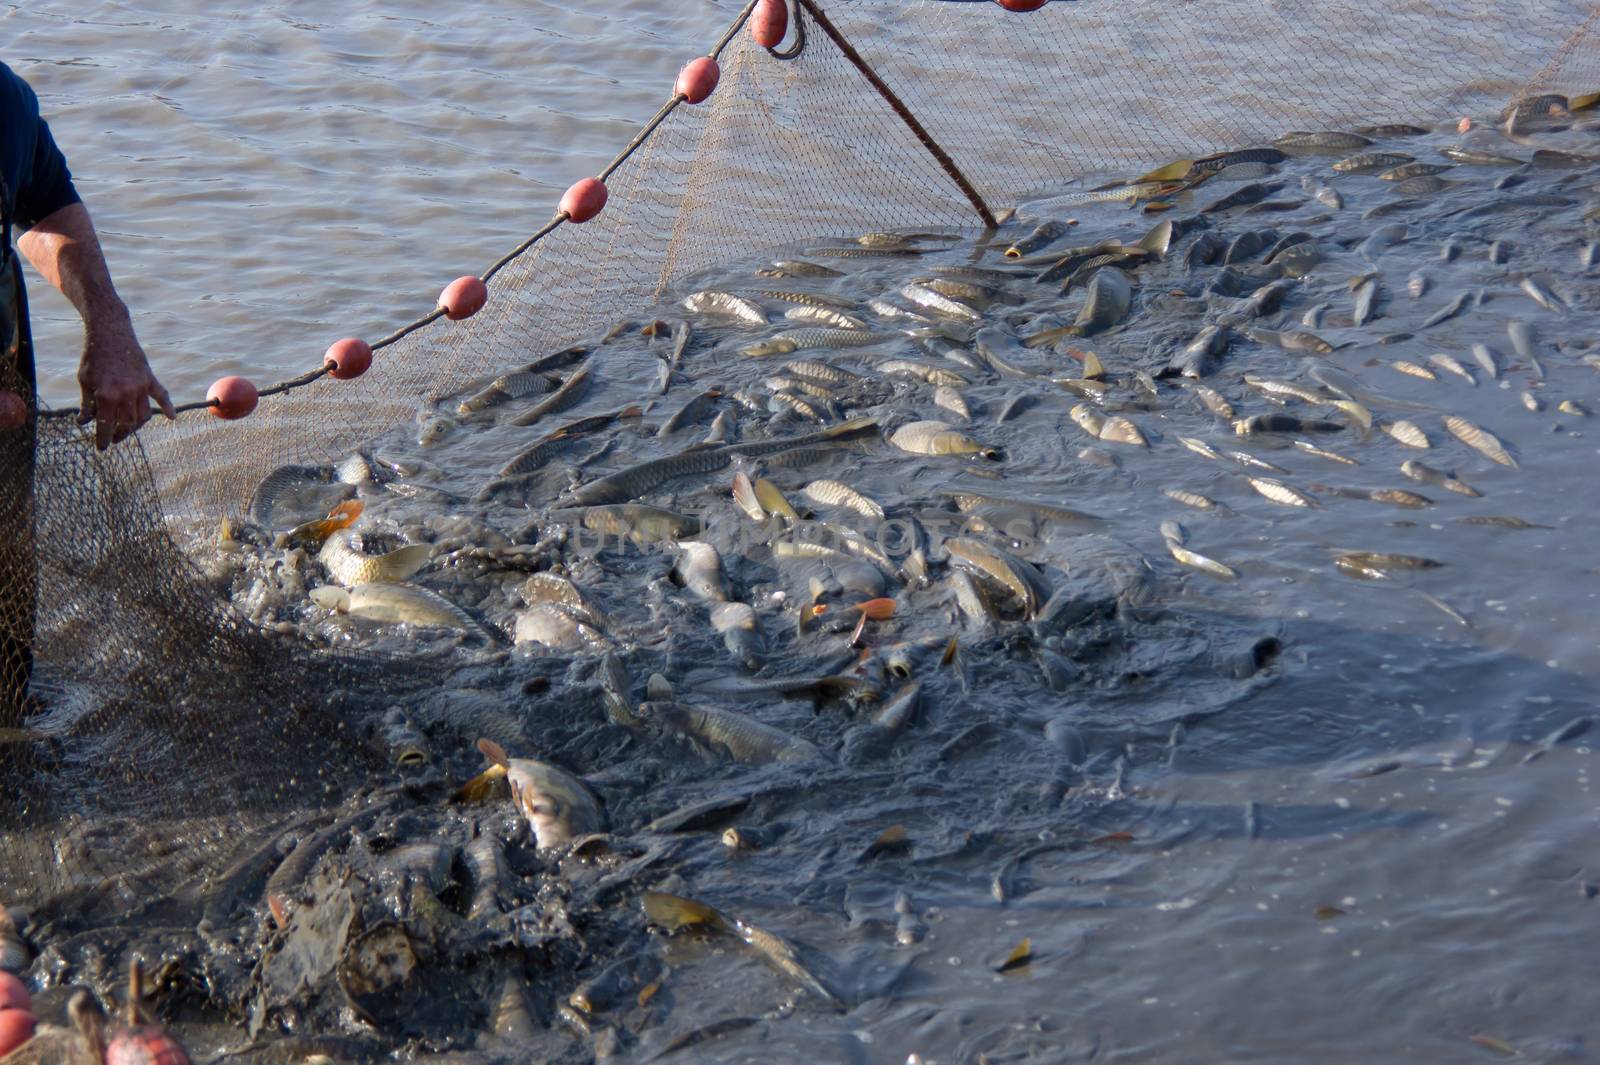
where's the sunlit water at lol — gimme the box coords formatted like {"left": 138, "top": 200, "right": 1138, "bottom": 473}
{"left": 142, "top": 118, "right": 1600, "bottom": 1063}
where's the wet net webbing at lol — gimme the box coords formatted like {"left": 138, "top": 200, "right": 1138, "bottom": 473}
{"left": 4, "top": 0, "right": 1600, "bottom": 905}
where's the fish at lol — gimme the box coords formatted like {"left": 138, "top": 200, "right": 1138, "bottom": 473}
{"left": 1519, "top": 276, "right": 1564, "bottom": 313}
{"left": 802, "top": 479, "right": 884, "bottom": 520}
{"left": 1166, "top": 325, "right": 1230, "bottom": 379}
{"left": 1401, "top": 459, "right": 1481, "bottom": 497}
{"left": 1057, "top": 267, "right": 1135, "bottom": 338}
{"left": 1334, "top": 551, "right": 1442, "bottom": 578}
{"left": 325, "top": 582, "right": 493, "bottom": 639}
{"left": 1202, "top": 180, "right": 1285, "bottom": 213}
{"left": 1421, "top": 291, "right": 1470, "bottom": 328}
{"left": 1234, "top": 414, "right": 1343, "bottom": 435}
{"left": 551, "top": 504, "right": 702, "bottom": 543}
{"left": 1247, "top": 477, "right": 1317, "bottom": 508}
{"left": 673, "top": 542, "right": 729, "bottom": 604}
{"left": 1006, "top": 219, "right": 1071, "bottom": 258}
{"left": 880, "top": 359, "right": 969, "bottom": 386}
{"left": 1189, "top": 383, "right": 1236, "bottom": 419}
{"left": 901, "top": 282, "right": 982, "bottom": 321}
{"left": 1406, "top": 270, "right": 1429, "bottom": 299}
{"left": 1383, "top": 361, "right": 1435, "bottom": 384}
{"left": 1300, "top": 175, "right": 1343, "bottom": 209}
{"left": 1381, "top": 420, "right": 1430, "bottom": 449}
{"left": 783, "top": 305, "right": 866, "bottom": 331}
{"left": 684, "top": 290, "right": 768, "bottom": 324}
{"left": 1167, "top": 541, "right": 1237, "bottom": 580}
{"left": 1098, "top": 414, "right": 1149, "bottom": 447}
{"left": 458, "top": 370, "right": 558, "bottom": 414}
{"left": 318, "top": 532, "right": 430, "bottom": 587}
{"left": 1274, "top": 131, "right": 1371, "bottom": 150}
{"left": 710, "top": 601, "right": 766, "bottom": 669}
{"left": 1377, "top": 161, "right": 1452, "bottom": 181}
{"left": 275, "top": 499, "right": 364, "bottom": 550}
{"left": 763, "top": 259, "right": 843, "bottom": 278}
{"left": 1427, "top": 353, "right": 1476, "bottom": 385}
{"left": 1176, "top": 435, "right": 1222, "bottom": 460}
{"left": 1439, "top": 146, "right": 1524, "bottom": 166}
{"left": 658, "top": 389, "right": 722, "bottom": 437}
{"left": 1443, "top": 415, "right": 1518, "bottom": 468}
{"left": 1163, "top": 487, "right": 1221, "bottom": 510}
{"left": 1366, "top": 487, "right": 1432, "bottom": 508}
{"left": 1392, "top": 174, "right": 1450, "bottom": 196}
{"left": 639, "top": 702, "right": 821, "bottom": 763}
{"left": 1331, "top": 151, "right": 1414, "bottom": 173}
{"left": 1246, "top": 328, "right": 1334, "bottom": 354}
{"left": 506, "top": 360, "right": 593, "bottom": 427}
{"left": 1352, "top": 276, "right": 1381, "bottom": 326}
{"left": 1243, "top": 375, "right": 1326, "bottom": 404}
{"left": 748, "top": 289, "right": 856, "bottom": 312}
{"left": 1293, "top": 439, "right": 1358, "bottom": 465}
{"left": 1559, "top": 399, "right": 1590, "bottom": 417}
{"left": 513, "top": 602, "right": 605, "bottom": 650}
{"left": 766, "top": 328, "right": 897, "bottom": 352}
{"left": 640, "top": 894, "right": 842, "bottom": 1005}
{"left": 945, "top": 537, "right": 1051, "bottom": 616}
{"left": 1186, "top": 147, "right": 1288, "bottom": 178}
{"left": 933, "top": 384, "right": 971, "bottom": 422}
{"left": 560, "top": 445, "right": 732, "bottom": 506}
{"left": 890, "top": 419, "right": 1001, "bottom": 459}
{"left": 754, "top": 478, "right": 800, "bottom": 521}
{"left": 479, "top": 739, "right": 604, "bottom": 851}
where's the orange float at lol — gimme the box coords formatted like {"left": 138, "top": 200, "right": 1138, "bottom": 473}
{"left": 559, "top": 178, "right": 608, "bottom": 223}
{"left": 751, "top": 0, "right": 788, "bottom": 48}
{"left": 206, "top": 376, "right": 258, "bottom": 420}
{"left": 0, "top": 391, "right": 25, "bottom": 432}
{"left": 676, "top": 57, "right": 720, "bottom": 105}
{"left": 0, "top": 1009, "right": 34, "bottom": 1057}
{"left": 105, "top": 1026, "right": 192, "bottom": 1065}
{"left": 0, "top": 974, "right": 27, "bottom": 1013}
{"left": 438, "top": 276, "right": 488, "bottom": 320}
{"left": 323, "top": 338, "right": 372, "bottom": 380}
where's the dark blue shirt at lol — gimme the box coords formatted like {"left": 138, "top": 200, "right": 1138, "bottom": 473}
{"left": 0, "top": 60, "right": 80, "bottom": 238}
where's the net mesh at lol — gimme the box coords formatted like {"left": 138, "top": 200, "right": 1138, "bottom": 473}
{"left": 5, "top": 0, "right": 1600, "bottom": 904}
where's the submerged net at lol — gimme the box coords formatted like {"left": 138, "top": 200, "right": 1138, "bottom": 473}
{"left": 4, "top": 0, "right": 1600, "bottom": 912}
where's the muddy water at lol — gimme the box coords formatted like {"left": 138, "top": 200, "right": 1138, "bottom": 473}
{"left": 39, "top": 110, "right": 1586, "bottom": 1065}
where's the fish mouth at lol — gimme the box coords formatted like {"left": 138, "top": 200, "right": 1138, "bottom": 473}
{"left": 394, "top": 746, "right": 427, "bottom": 768}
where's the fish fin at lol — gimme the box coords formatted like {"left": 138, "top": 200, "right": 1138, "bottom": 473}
{"left": 732, "top": 471, "right": 766, "bottom": 523}
{"left": 1133, "top": 159, "right": 1193, "bottom": 184}
{"left": 452, "top": 763, "right": 509, "bottom": 804}
{"left": 940, "top": 636, "right": 959, "bottom": 668}
{"left": 327, "top": 499, "right": 364, "bottom": 523}
{"left": 1021, "top": 326, "right": 1074, "bottom": 349}
{"left": 754, "top": 479, "right": 799, "bottom": 521}
{"left": 477, "top": 738, "right": 511, "bottom": 768}
{"left": 375, "top": 543, "right": 433, "bottom": 581}
{"left": 641, "top": 892, "right": 729, "bottom": 933}
{"left": 852, "top": 598, "right": 896, "bottom": 621}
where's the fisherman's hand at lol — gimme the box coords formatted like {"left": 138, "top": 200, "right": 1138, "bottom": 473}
{"left": 76, "top": 313, "right": 176, "bottom": 450}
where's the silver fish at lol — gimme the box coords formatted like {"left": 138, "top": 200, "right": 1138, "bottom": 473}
{"left": 684, "top": 290, "right": 768, "bottom": 324}
{"left": 641, "top": 702, "right": 820, "bottom": 764}
{"left": 1443, "top": 415, "right": 1518, "bottom": 468}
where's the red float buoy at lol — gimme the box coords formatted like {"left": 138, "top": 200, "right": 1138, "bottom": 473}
{"left": 996, "top": 0, "right": 1049, "bottom": 9}
{"left": 0, "top": 391, "right": 25, "bottom": 432}
{"left": 105, "top": 1027, "right": 192, "bottom": 1065}
{"left": 438, "top": 275, "right": 488, "bottom": 321}
{"left": 0, "top": 974, "right": 28, "bottom": 1013}
{"left": 207, "top": 376, "right": 258, "bottom": 420}
{"left": 323, "top": 338, "right": 372, "bottom": 380}
{"left": 0, "top": 1010, "right": 34, "bottom": 1058}
{"left": 751, "top": 0, "right": 788, "bottom": 48}
{"left": 559, "top": 178, "right": 608, "bottom": 224}
{"left": 676, "top": 57, "right": 720, "bottom": 104}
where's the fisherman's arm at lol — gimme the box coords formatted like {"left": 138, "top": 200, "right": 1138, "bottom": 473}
{"left": 18, "top": 201, "right": 175, "bottom": 450}
{"left": 9, "top": 70, "right": 174, "bottom": 450}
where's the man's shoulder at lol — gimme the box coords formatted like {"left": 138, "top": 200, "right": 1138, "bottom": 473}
{"left": 0, "top": 61, "right": 41, "bottom": 124}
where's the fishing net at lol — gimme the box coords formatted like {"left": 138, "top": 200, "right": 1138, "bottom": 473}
{"left": 4, "top": 0, "right": 1600, "bottom": 912}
